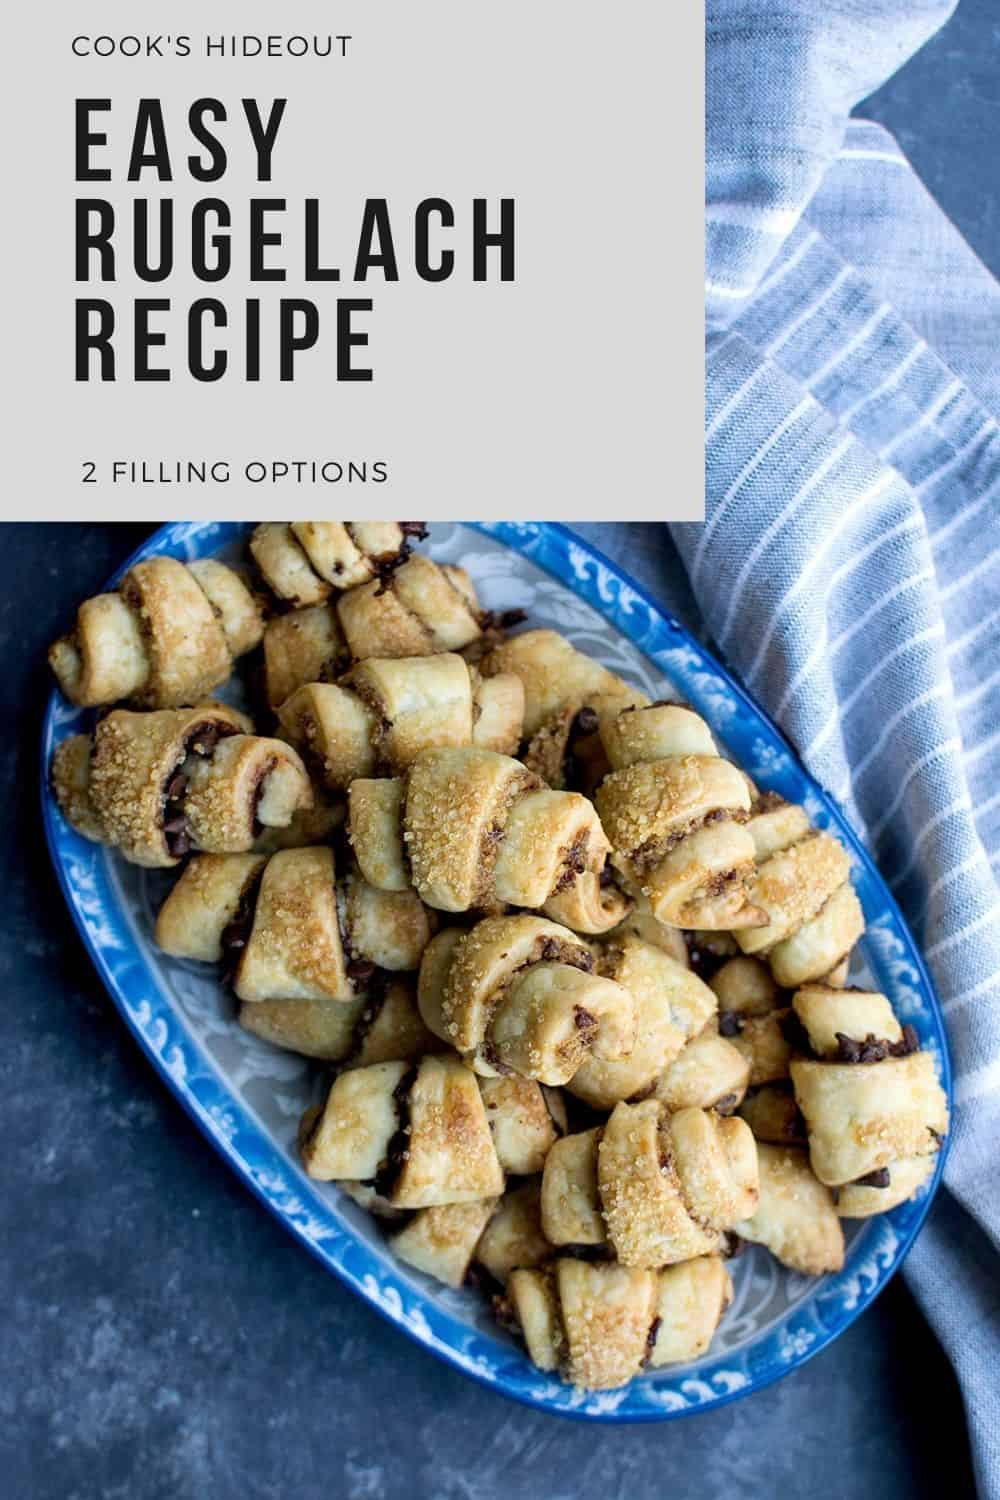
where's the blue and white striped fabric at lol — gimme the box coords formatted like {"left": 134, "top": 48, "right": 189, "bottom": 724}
{"left": 587, "top": 1, "right": 1000, "bottom": 1490}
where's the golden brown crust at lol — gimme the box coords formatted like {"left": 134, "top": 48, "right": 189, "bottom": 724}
{"left": 235, "top": 847, "right": 351, "bottom": 1002}
{"left": 341, "top": 871, "right": 435, "bottom": 973}
{"left": 791, "top": 1050, "right": 948, "bottom": 1187}
{"left": 568, "top": 936, "right": 717, "bottom": 1109}
{"left": 348, "top": 778, "right": 410, "bottom": 891}
{"left": 540, "top": 1128, "right": 607, "bottom": 1247}
{"left": 596, "top": 707, "right": 762, "bottom": 931}
{"left": 504, "top": 1268, "right": 563, "bottom": 1373}
{"left": 418, "top": 914, "right": 635, "bottom": 1085}
{"left": 251, "top": 522, "right": 333, "bottom": 607}
{"left": 734, "top": 1143, "right": 845, "bottom": 1275}
{"left": 251, "top": 790, "right": 345, "bottom": 854}
{"left": 482, "top": 629, "right": 648, "bottom": 738}
{"left": 354, "top": 746, "right": 624, "bottom": 933}
{"left": 541, "top": 1104, "right": 758, "bottom": 1269}
{"left": 726, "top": 1009, "right": 794, "bottom": 1087}
{"left": 87, "top": 703, "right": 252, "bottom": 867}
{"left": 300, "top": 1054, "right": 503, "bottom": 1207}
{"left": 393, "top": 1055, "right": 506, "bottom": 1208}
{"left": 337, "top": 554, "right": 483, "bottom": 661}
{"left": 556, "top": 1259, "right": 658, "bottom": 1390}
{"left": 182, "top": 735, "right": 312, "bottom": 853}
{"left": 238, "top": 978, "right": 434, "bottom": 1065}
{"left": 835, "top": 1153, "right": 936, "bottom": 1218}
{"left": 347, "top": 979, "right": 438, "bottom": 1068}
{"left": 735, "top": 798, "right": 863, "bottom": 988}
{"left": 597, "top": 1102, "right": 755, "bottom": 1267}
{"left": 51, "top": 733, "right": 109, "bottom": 844}
{"left": 792, "top": 983, "right": 901, "bottom": 1057}
{"left": 253, "top": 523, "right": 415, "bottom": 607}
{"left": 471, "top": 670, "right": 526, "bottom": 757}
{"left": 505, "top": 1261, "right": 660, "bottom": 1391}
{"left": 709, "top": 956, "right": 781, "bottom": 1016}
{"left": 278, "top": 655, "right": 518, "bottom": 792}
{"left": 49, "top": 594, "right": 148, "bottom": 708}
{"left": 648, "top": 1257, "right": 733, "bottom": 1367}
{"left": 404, "top": 748, "right": 533, "bottom": 911}
{"left": 653, "top": 1027, "right": 751, "bottom": 1113}
{"left": 477, "top": 1075, "right": 562, "bottom": 1175}
{"left": 263, "top": 604, "right": 348, "bottom": 709}
{"left": 49, "top": 555, "right": 261, "bottom": 710}
{"left": 155, "top": 852, "right": 267, "bottom": 962}
{"left": 239, "top": 995, "right": 366, "bottom": 1060}
{"left": 475, "top": 1179, "right": 552, "bottom": 1285}
{"left": 737, "top": 1083, "right": 806, "bottom": 1145}
{"left": 293, "top": 522, "right": 407, "bottom": 591}
{"left": 123, "top": 557, "right": 233, "bottom": 708}
{"left": 391, "top": 1199, "right": 498, "bottom": 1287}
{"left": 739, "top": 833, "right": 851, "bottom": 955}
{"left": 185, "top": 558, "right": 263, "bottom": 658}
{"left": 300, "top": 1060, "right": 409, "bottom": 1180}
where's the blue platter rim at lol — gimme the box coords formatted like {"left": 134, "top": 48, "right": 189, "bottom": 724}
{"left": 40, "top": 520, "right": 952, "bottom": 1422}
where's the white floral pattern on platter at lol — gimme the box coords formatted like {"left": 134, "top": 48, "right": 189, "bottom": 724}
{"left": 41, "top": 521, "right": 951, "bottom": 1422}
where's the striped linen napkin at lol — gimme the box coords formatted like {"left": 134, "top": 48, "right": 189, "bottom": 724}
{"left": 584, "top": 0, "right": 1000, "bottom": 1488}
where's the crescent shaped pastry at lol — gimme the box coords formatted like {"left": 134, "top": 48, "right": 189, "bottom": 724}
{"left": 49, "top": 555, "right": 263, "bottom": 709}
{"left": 277, "top": 653, "right": 524, "bottom": 788}
{"left": 53, "top": 704, "right": 314, "bottom": 868}
{"left": 390, "top": 1198, "right": 500, "bottom": 1287}
{"left": 238, "top": 977, "right": 435, "bottom": 1067}
{"left": 417, "top": 914, "right": 636, "bottom": 1085}
{"left": 788, "top": 983, "right": 948, "bottom": 1194}
{"left": 567, "top": 934, "right": 717, "bottom": 1109}
{"left": 482, "top": 628, "right": 649, "bottom": 738}
{"left": 155, "top": 847, "right": 435, "bottom": 1004}
{"left": 336, "top": 554, "right": 485, "bottom": 661}
{"left": 349, "top": 747, "right": 629, "bottom": 935}
{"left": 595, "top": 704, "right": 763, "bottom": 930}
{"left": 299, "top": 1054, "right": 505, "bottom": 1208}
{"left": 251, "top": 521, "right": 425, "bottom": 606}
{"left": 474, "top": 1179, "right": 553, "bottom": 1286}
{"left": 502, "top": 1254, "right": 732, "bottom": 1389}
{"left": 540, "top": 1102, "right": 758, "bottom": 1268}
{"left": 735, "top": 793, "right": 865, "bottom": 986}
{"left": 733, "top": 1143, "right": 845, "bottom": 1275}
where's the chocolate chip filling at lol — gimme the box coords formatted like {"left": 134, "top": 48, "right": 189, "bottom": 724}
{"left": 480, "top": 607, "right": 528, "bottom": 632}
{"left": 642, "top": 1316, "right": 662, "bottom": 1367}
{"left": 834, "top": 1025, "right": 919, "bottom": 1065}
{"left": 631, "top": 806, "right": 733, "bottom": 873}
{"left": 219, "top": 867, "right": 267, "bottom": 983}
{"left": 853, "top": 1167, "right": 891, "bottom": 1189}
{"left": 683, "top": 934, "right": 730, "bottom": 982}
{"left": 573, "top": 1006, "right": 597, "bottom": 1038}
{"left": 750, "top": 790, "right": 787, "bottom": 815}
{"left": 160, "top": 718, "right": 238, "bottom": 857}
{"left": 340, "top": 972, "right": 391, "bottom": 1067}
{"left": 714, "top": 1092, "right": 739, "bottom": 1115}
{"left": 373, "top": 1065, "right": 420, "bottom": 1199}
{"left": 551, "top": 832, "right": 590, "bottom": 893}
{"left": 538, "top": 936, "right": 594, "bottom": 972}
{"left": 718, "top": 1011, "right": 744, "bottom": 1038}
{"left": 573, "top": 705, "right": 599, "bottom": 737}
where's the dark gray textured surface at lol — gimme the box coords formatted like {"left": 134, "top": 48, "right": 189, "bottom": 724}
{"left": 858, "top": 0, "right": 1000, "bottom": 280}
{"left": 2, "top": 522, "right": 980, "bottom": 1499}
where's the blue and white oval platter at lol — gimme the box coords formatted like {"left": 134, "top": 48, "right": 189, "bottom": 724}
{"left": 41, "top": 521, "right": 951, "bottom": 1421}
